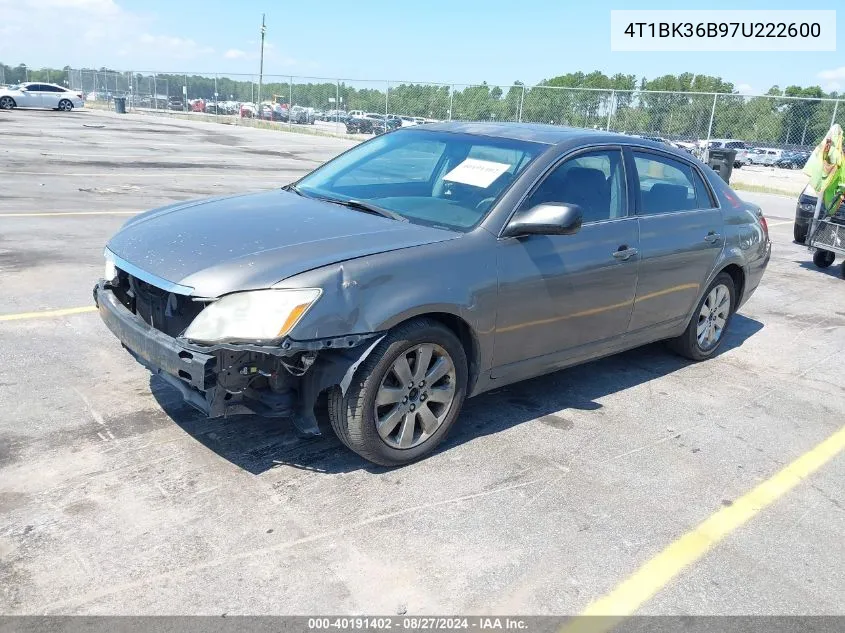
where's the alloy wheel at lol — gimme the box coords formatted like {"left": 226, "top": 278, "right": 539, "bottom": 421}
{"left": 697, "top": 284, "right": 730, "bottom": 350}
{"left": 373, "top": 343, "right": 457, "bottom": 449}
{"left": 0, "top": 97, "right": 14, "bottom": 109}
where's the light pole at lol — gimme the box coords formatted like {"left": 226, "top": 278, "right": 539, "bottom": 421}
{"left": 257, "top": 14, "right": 266, "bottom": 106}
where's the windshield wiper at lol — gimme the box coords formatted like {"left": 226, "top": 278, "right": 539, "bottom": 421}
{"left": 321, "top": 197, "right": 407, "bottom": 222}
{"left": 281, "top": 183, "right": 305, "bottom": 196}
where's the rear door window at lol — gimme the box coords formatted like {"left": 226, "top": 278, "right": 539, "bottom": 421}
{"left": 633, "top": 151, "right": 703, "bottom": 214}
{"left": 691, "top": 168, "right": 717, "bottom": 209}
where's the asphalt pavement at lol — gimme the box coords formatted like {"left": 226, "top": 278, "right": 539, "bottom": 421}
{"left": 1, "top": 108, "right": 842, "bottom": 617}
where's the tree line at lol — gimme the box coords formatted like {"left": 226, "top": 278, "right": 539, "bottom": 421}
{"left": 4, "top": 62, "right": 842, "bottom": 147}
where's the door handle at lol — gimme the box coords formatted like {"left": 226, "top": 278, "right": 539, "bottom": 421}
{"left": 612, "top": 247, "right": 638, "bottom": 261}
{"left": 704, "top": 232, "right": 722, "bottom": 244}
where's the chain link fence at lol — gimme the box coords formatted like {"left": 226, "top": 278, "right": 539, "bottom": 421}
{"left": 66, "top": 68, "right": 843, "bottom": 151}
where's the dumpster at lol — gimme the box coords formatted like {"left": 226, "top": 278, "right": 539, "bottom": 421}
{"left": 114, "top": 97, "right": 127, "bottom": 114}
{"left": 707, "top": 148, "right": 736, "bottom": 183}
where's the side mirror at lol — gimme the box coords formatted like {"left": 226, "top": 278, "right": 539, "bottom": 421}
{"left": 502, "top": 202, "right": 583, "bottom": 238}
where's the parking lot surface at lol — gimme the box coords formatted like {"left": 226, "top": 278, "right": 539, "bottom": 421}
{"left": 1, "top": 108, "right": 843, "bottom": 616}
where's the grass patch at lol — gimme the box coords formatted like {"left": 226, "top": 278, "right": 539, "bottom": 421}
{"left": 731, "top": 181, "right": 799, "bottom": 198}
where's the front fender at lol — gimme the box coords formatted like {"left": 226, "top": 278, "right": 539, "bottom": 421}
{"left": 282, "top": 231, "right": 500, "bottom": 377}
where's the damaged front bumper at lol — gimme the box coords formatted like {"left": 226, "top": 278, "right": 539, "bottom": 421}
{"left": 93, "top": 280, "right": 382, "bottom": 436}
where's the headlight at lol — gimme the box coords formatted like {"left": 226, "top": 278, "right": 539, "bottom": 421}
{"left": 104, "top": 249, "right": 116, "bottom": 281}
{"left": 183, "top": 288, "right": 322, "bottom": 343}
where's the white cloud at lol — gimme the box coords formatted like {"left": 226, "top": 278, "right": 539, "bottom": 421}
{"left": 735, "top": 83, "right": 754, "bottom": 95}
{"left": 138, "top": 34, "right": 214, "bottom": 58}
{"left": 818, "top": 66, "right": 845, "bottom": 92}
{"left": 0, "top": 0, "right": 313, "bottom": 75}
{"left": 0, "top": 0, "right": 214, "bottom": 69}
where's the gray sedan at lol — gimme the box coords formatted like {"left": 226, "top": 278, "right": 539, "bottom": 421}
{"left": 94, "top": 123, "right": 771, "bottom": 466}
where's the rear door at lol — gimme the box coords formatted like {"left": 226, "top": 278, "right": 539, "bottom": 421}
{"left": 626, "top": 147, "right": 723, "bottom": 332}
{"left": 40, "top": 85, "right": 65, "bottom": 108}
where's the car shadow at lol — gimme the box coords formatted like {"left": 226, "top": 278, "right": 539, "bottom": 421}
{"left": 794, "top": 259, "right": 844, "bottom": 278}
{"left": 152, "top": 314, "right": 764, "bottom": 475}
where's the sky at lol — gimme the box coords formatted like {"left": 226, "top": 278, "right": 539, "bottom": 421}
{"left": 0, "top": 0, "right": 842, "bottom": 94}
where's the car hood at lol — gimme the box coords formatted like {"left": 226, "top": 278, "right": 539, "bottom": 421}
{"left": 107, "top": 190, "right": 460, "bottom": 297}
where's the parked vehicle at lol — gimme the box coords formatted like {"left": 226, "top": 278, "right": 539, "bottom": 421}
{"left": 257, "top": 103, "right": 289, "bottom": 122}
{"left": 365, "top": 114, "right": 399, "bottom": 133}
{"left": 747, "top": 147, "right": 782, "bottom": 166}
{"left": 708, "top": 139, "right": 749, "bottom": 167}
{"left": 775, "top": 151, "right": 810, "bottom": 170}
{"left": 0, "top": 82, "right": 84, "bottom": 111}
{"left": 793, "top": 183, "right": 818, "bottom": 243}
{"left": 168, "top": 96, "right": 185, "bottom": 111}
{"left": 323, "top": 109, "right": 348, "bottom": 123}
{"left": 289, "top": 105, "right": 315, "bottom": 124}
{"left": 94, "top": 123, "right": 770, "bottom": 466}
{"left": 239, "top": 103, "right": 257, "bottom": 118}
{"left": 345, "top": 115, "right": 377, "bottom": 134}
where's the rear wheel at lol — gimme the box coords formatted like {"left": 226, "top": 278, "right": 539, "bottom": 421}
{"left": 0, "top": 96, "right": 15, "bottom": 109}
{"left": 58, "top": 99, "right": 73, "bottom": 112}
{"left": 813, "top": 250, "right": 836, "bottom": 268}
{"left": 328, "top": 318, "right": 468, "bottom": 466}
{"left": 669, "top": 273, "right": 735, "bottom": 361}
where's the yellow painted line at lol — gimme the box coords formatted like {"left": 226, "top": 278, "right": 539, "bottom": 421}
{"left": 0, "top": 211, "right": 138, "bottom": 217}
{"left": 562, "top": 424, "right": 845, "bottom": 633}
{"left": 0, "top": 306, "right": 97, "bottom": 322}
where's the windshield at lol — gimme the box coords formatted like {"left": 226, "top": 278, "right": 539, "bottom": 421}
{"left": 295, "top": 129, "right": 544, "bottom": 231}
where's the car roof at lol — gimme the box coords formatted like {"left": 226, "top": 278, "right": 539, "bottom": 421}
{"left": 411, "top": 121, "right": 692, "bottom": 155}
{"left": 22, "top": 82, "right": 65, "bottom": 88}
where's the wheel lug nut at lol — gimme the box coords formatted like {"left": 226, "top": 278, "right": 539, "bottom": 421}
{"left": 402, "top": 396, "right": 408, "bottom": 403}
{"left": 420, "top": 394, "right": 426, "bottom": 401}
{"left": 419, "top": 381, "right": 425, "bottom": 387}
{"left": 408, "top": 382, "right": 414, "bottom": 389}
{"left": 410, "top": 404, "right": 415, "bottom": 411}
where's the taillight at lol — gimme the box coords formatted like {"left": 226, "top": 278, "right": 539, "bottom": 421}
{"left": 759, "top": 214, "right": 769, "bottom": 241}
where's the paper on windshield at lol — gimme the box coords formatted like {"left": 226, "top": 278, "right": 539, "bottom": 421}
{"left": 443, "top": 158, "right": 511, "bottom": 188}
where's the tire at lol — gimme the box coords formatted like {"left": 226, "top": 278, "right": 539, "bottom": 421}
{"left": 841, "top": 262, "right": 845, "bottom": 280}
{"left": 0, "top": 96, "right": 16, "bottom": 110}
{"left": 328, "top": 318, "right": 468, "bottom": 466}
{"left": 58, "top": 99, "right": 74, "bottom": 112}
{"left": 668, "top": 273, "right": 736, "bottom": 361}
{"left": 793, "top": 223, "right": 808, "bottom": 244}
{"left": 813, "top": 250, "right": 835, "bottom": 269}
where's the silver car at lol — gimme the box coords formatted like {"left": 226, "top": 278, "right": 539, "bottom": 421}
{"left": 94, "top": 123, "right": 771, "bottom": 465}
{"left": 0, "top": 82, "right": 84, "bottom": 111}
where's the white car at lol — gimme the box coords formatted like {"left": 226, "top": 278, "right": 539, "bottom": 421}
{"left": 0, "top": 82, "right": 84, "bottom": 111}
{"left": 747, "top": 147, "right": 783, "bottom": 166}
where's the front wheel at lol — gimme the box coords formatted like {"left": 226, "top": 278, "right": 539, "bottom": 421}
{"left": 328, "top": 318, "right": 468, "bottom": 466}
{"left": 0, "top": 96, "right": 16, "bottom": 109}
{"left": 813, "top": 250, "right": 836, "bottom": 268}
{"left": 668, "top": 273, "right": 735, "bottom": 361}
{"left": 58, "top": 99, "right": 73, "bottom": 112}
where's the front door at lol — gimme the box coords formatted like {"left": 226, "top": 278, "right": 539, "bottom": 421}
{"left": 18, "top": 84, "right": 42, "bottom": 108}
{"left": 626, "top": 149, "right": 724, "bottom": 332}
{"left": 492, "top": 147, "right": 639, "bottom": 374}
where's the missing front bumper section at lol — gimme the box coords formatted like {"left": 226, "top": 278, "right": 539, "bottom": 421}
{"left": 94, "top": 282, "right": 383, "bottom": 436}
